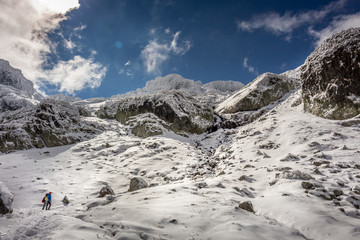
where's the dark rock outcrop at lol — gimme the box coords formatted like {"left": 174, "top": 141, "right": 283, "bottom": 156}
{"left": 301, "top": 28, "right": 360, "bottom": 119}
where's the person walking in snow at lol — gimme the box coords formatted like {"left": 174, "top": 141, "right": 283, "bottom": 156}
{"left": 42, "top": 192, "right": 52, "bottom": 210}
{"left": 46, "top": 192, "right": 52, "bottom": 210}
{"left": 42, "top": 193, "right": 48, "bottom": 210}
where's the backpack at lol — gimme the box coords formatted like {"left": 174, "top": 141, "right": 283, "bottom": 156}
{"left": 42, "top": 194, "right": 47, "bottom": 203}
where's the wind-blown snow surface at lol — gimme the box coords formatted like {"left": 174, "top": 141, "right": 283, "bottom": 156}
{"left": 1, "top": 91, "right": 360, "bottom": 239}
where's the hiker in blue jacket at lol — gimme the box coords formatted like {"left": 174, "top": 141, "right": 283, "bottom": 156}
{"left": 47, "top": 192, "right": 52, "bottom": 210}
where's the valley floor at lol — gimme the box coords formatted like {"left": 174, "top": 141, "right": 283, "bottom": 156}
{"left": 1, "top": 91, "right": 360, "bottom": 240}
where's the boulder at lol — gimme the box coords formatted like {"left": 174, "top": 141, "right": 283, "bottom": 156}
{"left": 128, "top": 177, "right": 148, "bottom": 192}
{"left": 302, "top": 181, "right": 314, "bottom": 190}
{"left": 62, "top": 196, "right": 70, "bottom": 204}
{"left": 238, "top": 201, "right": 255, "bottom": 213}
{"left": 0, "top": 182, "right": 13, "bottom": 214}
{"left": 99, "top": 185, "right": 115, "bottom": 197}
{"left": 301, "top": 28, "right": 360, "bottom": 119}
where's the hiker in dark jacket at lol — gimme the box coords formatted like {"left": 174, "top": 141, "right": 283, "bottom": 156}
{"left": 42, "top": 194, "right": 48, "bottom": 210}
{"left": 42, "top": 192, "right": 52, "bottom": 210}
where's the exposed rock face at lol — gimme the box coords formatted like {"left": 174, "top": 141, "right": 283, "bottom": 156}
{"left": 301, "top": 28, "right": 360, "bottom": 120}
{"left": 216, "top": 73, "right": 299, "bottom": 114}
{"left": 128, "top": 177, "right": 148, "bottom": 192}
{"left": 97, "top": 90, "right": 214, "bottom": 137}
{"left": 0, "top": 99, "right": 101, "bottom": 153}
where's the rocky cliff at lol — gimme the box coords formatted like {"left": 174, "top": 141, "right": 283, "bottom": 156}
{"left": 0, "top": 99, "right": 101, "bottom": 153}
{"left": 301, "top": 27, "right": 360, "bottom": 120}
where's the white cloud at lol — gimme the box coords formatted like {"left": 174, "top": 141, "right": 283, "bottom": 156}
{"left": 141, "top": 31, "right": 191, "bottom": 74}
{"left": 237, "top": 0, "right": 347, "bottom": 35}
{"left": 243, "top": 58, "right": 259, "bottom": 75}
{"left": 309, "top": 12, "right": 360, "bottom": 46}
{"left": 0, "top": 0, "right": 106, "bottom": 95}
{"left": 43, "top": 56, "right": 107, "bottom": 95}
{"left": 124, "top": 60, "right": 131, "bottom": 66}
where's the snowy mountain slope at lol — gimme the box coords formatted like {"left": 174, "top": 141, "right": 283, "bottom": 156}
{"left": 1, "top": 91, "right": 359, "bottom": 239}
{"left": 0, "top": 59, "right": 43, "bottom": 112}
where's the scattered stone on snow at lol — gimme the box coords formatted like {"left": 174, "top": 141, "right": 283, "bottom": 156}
{"left": 238, "top": 201, "right": 255, "bottom": 213}
{"left": 128, "top": 177, "right": 148, "bottom": 192}
{"left": 100, "top": 185, "right": 115, "bottom": 197}
{"left": 195, "top": 181, "right": 208, "bottom": 189}
{"left": 280, "top": 153, "right": 300, "bottom": 162}
{"left": 239, "top": 175, "right": 254, "bottom": 183}
{"left": 302, "top": 182, "right": 314, "bottom": 190}
{"left": 62, "top": 196, "right": 70, "bottom": 205}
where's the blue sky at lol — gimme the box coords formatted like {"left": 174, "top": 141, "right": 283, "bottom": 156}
{"left": 1, "top": 0, "right": 360, "bottom": 99}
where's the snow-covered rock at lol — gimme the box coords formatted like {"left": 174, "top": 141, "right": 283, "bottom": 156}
{"left": 0, "top": 99, "right": 101, "bottom": 153}
{"left": 0, "top": 59, "right": 43, "bottom": 112}
{"left": 97, "top": 90, "right": 214, "bottom": 137}
{"left": 301, "top": 27, "right": 360, "bottom": 120}
{"left": 216, "top": 72, "right": 300, "bottom": 114}
{"left": 0, "top": 182, "right": 13, "bottom": 214}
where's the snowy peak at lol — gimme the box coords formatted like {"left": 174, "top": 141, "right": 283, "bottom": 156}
{"left": 112, "top": 74, "right": 244, "bottom": 99}
{"left": 143, "top": 74, "right": 203, "bottom": 94}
